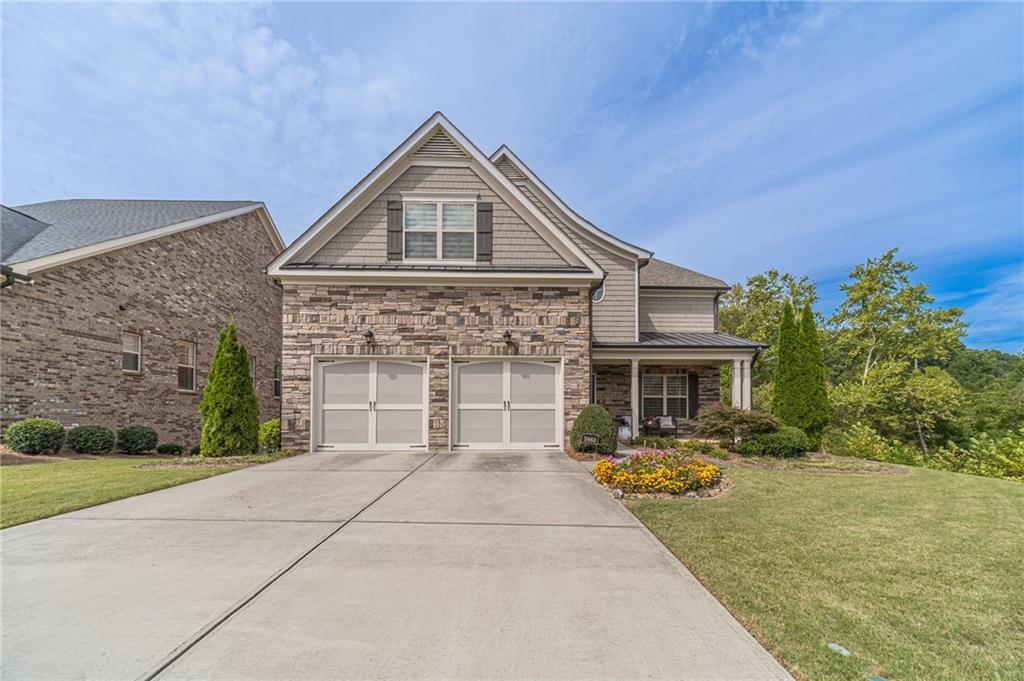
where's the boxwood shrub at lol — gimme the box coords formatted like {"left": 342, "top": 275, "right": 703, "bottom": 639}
{"left": 737, "top": 426, "right": 812, "bottom": 458}
{"left": 66, "top": 425, "right": 116, "bottom": 454}
{"left": 258, "top": 418, "right": 281, "bottom": 452}
{"left": 570, "top": 404, "right": 617, "bottom": 455}
{"left": 116, "top": 425, "right": 158, "bottom": 455}
{"left": 156, "top": 443, "right": 184, "bottom": 455}
{"left": 3, "top": 418, "right": 66, "bottom": 454}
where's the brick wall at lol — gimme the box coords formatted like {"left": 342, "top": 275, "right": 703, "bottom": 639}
{"left": 0, "top": 212, "right": 282, "bottom": 447}
{"left": 280, "top": 284, "right": 590, "bottom": 451}
{"left": 594, "top": 363, "right": 721, "bottom": 436}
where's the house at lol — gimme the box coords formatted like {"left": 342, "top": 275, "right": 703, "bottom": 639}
{"left": 1, "top": 200, "right": 285, "bottom": 446}
{"left": 269, "top": 113, "right": 763, "bottom": 452}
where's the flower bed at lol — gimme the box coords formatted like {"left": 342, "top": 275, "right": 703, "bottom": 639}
{"left": 593, "top": 450, "right": 722, "bottom": 495}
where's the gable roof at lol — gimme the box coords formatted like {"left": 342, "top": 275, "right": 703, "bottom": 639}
{"left": 269, "top": 112, "right": 604, "bottom": 283}
{"left": 639, "top": 258, "right": 729, "bottom": 290}
{"left": 489, "top": 146, "right": 652, "bottom": 260}
{"left": 1, "top": 199, "right": 284, "bottom": 274}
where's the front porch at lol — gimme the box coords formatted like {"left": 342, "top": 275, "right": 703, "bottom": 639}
{"left": 592, "top": 333, "right": 762, "bottom": 440}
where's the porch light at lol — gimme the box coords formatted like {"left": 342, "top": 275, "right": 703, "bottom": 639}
{"left": 363, "top": 328, "right": 374, "bottom": 345}
{"left": 502, "top": 330, "right": 513, "bottom": 345}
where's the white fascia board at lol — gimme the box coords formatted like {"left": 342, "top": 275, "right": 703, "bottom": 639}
{"left": 273, "top": 269, "right": 599, "bottom": 287}
{"left": 269, "top": 112, "right": 604, "bottom": 279}
{"left": 489, "top": 146, "right": 653, "bottom": 261}
{"left": 11, "top": 204, "right": 274, "bottom": 276}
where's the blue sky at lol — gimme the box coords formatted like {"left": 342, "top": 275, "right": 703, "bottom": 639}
{"left": 2, "top": 2, "right": 1021, "bottom": 351}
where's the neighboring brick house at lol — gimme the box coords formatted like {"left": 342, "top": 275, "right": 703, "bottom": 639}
{"left": 1, "top": 200, "right": 285, "bottom": 446}
{"left": 269, "top": 113, "right": 763, "bottom": 453}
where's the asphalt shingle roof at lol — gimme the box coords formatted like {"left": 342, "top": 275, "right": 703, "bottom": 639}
{"left": 639, "top": 258, "right": 729, "bottom": 289}
{"left": 1, "top": 199, "right": 258, "bottom": 265}
{"left": 594, "top": 332, "right": 766, "bottom": 349}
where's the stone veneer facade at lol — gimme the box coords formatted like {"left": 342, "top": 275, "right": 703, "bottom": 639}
{"left": 594, "top": 363, "right": 721, "bottom": 436}
{"left": 280, "top": 284, "right": 590, "bottom": 451}
{"left": 0, "top": 212, "right": 282, "bottom": 446}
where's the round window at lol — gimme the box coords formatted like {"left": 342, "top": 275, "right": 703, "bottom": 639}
{"left": 591, "top": 286, "right": 605, "bottom": 303}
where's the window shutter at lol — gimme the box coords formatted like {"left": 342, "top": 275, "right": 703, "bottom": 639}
{"left": 687, "top": 372, "right": 700, "bottom": 419}
{"left": 476, "top": 202, "right": 493, "bottom": 262}
{"left": 387, "top": 201, "right": 403, "bottom": 260}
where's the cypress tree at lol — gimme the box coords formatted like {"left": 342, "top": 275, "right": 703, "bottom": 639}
{"left": 771, "top": 301, "right": 799, "bottom": 426}
{"left": 200, "top": 322, "right": 260, "bottom": 456}
{"left": 795, "top": 303, "right": 830, "bottom": 448}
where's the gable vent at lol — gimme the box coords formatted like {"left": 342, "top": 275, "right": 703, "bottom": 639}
{"left": 413, "top": 129, "right": 467, "bottom": 159}
{"left": 495, "top": 158, "right": 526, "bottom": 182}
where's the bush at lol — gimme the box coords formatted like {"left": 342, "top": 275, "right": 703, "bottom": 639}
{"left": 697, "top": 404, "right": 780, "bottom": 450}
{"left": 570, "top": 405, "right": 617, "bottom": 455}
{"left": 189, "top": 445, "right": 201, "bottom": 456}
{"left": 931, "top": 429, "right": 1024, "bottom": 481}
{"left": 259, "top": 418, "right": 281, "bottom": 452}
{"left": 116, "top": 425, "right": 158, "bottom": 454}
{"left": 822, "top": 423, "right": 922, "bottom": 466}
{"left": 65, "top": 425, "right": 116, "bottom": 454}
{"left": 156, "top": 443, "right": 184, "bottom": 455}
{"left": 593, "top": 451, "right": 721, "bottom": 494}
{"left": 3, "top": 418, "right": 66, "bottom": 454}
{"left": 737, "top": 426, "right": 812, "bottom": 458}
{"left": 200, "top": 322, "right": 259, "bottom": 457}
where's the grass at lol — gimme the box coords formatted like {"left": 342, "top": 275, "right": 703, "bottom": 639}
{"left": 0, "top": 451, "right": 300, "bottom": 528}
{"left": 626, "top": 465, "right": 1024, "bottom": 681}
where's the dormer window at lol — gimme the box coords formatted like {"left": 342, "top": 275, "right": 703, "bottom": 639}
{"left": 403, "top": 200, "right": 475, "bottom": 261}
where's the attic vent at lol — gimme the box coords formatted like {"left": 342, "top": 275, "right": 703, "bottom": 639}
{"left": 496, "top": 158, "right": 526, "bottom": 182}
{"left": 413, "top": 129, "right": 467, "bottom": 159}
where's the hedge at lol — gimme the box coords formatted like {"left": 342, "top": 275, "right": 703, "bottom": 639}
{"left": 66, "top": 425, "right": 116, "bottom": 454}
{"left": 737, "top": 426, "right": 812, "bottom": 458}
{"left": 3, "top": 418, "right": 66, "bottom": 454}
{"left": 116, "top": 425, "right": 158, "bottom": 454}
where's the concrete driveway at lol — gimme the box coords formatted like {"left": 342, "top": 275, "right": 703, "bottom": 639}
{"left": 1, "top": 450, "right": 791, "bottom": 680}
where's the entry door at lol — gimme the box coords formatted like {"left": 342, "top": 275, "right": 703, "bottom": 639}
{"left": 319, "top": 360, "right": 426, "bottom": 450}
{"left": 453, "top": 360, "right": 560, "bottom": 449}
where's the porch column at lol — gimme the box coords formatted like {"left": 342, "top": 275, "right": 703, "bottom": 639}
{"left": 731, "top": 359, "right": 742, "bottom": 408}
{"left": 741, "top": 359, "right": 752, "bottom": 410}
{"left": 630, "top": 359, "right": 640, "bottom": 439}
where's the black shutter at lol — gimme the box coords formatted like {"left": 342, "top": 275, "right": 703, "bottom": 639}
{"left": 476, "top": 202, "right": 493, "bottom": 261}
{"left": 387, "top": 201, "right": 403, "bottom": 260}
{"left": 687, "top": 372, "right": 700, "bottom": 419}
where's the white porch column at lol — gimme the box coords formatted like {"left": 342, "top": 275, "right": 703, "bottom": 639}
{"left": 630, "top": 359, "right": 640, "bottom": 439}
{"left": 741, "top": 359, "right": 753, "bottom": 410}
{"left": 731, "top": 359, "right": 742, "bottom": 408}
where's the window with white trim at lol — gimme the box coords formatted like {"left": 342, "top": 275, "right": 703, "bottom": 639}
{"left": 403, "top": 200, "right": 475, "bottom": 260}
{"left": 641, "top": 373, "right": 688, "bottom": 419}
{"left": 273, "top": 362, "right": 282, "bottom": 398}
{"left": 177, "top": 340, "right": 196, "bottom": 391}
{"left": 121, "top": 332, "right": 142, "bottom": 372}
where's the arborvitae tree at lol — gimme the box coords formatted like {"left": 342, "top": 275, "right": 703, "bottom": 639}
{"left": 795, "top": 303, "right": 830, "bottom": 448}
{"left": 771, "top": 301, "right": 799, "bottom": 427}
{"left": 200, "top": 322, "right": 259, "bottom": 456}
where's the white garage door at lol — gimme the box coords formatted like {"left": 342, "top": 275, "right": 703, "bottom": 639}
{"left": 453, "top": 360, "right": 561, "bottom": 449}
{"left": 317, "top": 360, "right": 427, "bottom": 450}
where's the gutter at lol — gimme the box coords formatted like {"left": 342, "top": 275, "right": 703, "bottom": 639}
{"left": 0, "top": 265, "right": 33, "bottom": 288}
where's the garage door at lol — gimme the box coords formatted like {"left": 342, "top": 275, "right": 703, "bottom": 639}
{"left": 453, "top": 360, "right": 561, "bottom": 449}
{"left": 317, "top": 360, "right": 427, "bottom": 450}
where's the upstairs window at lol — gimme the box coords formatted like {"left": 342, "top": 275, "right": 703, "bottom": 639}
{"left": 178, "top": 341, "right": 196, "bottom": 391}
{"left": 403, "top": 200, "right": 475, "bottom": 260}
{"left": 122, "top": 332, "right": 142, "bottom": 372}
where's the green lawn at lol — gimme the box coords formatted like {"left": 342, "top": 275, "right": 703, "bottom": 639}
{"left": 627, "top": 465, "right": 1024, "bottom": 681}
{"left": 0, "top": 454, "right": 293, "bottom": 528}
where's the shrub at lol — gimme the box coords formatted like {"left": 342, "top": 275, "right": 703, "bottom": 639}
{"left": 189, "top": 445, "right": 201, "bottom": 456}
{"left": 259, "top": 418, "right": 281, "bottom": 452}
{"left": 737, "top": 426, "right": 811, "bottom": 458}
{"left": 200, "top": 322, "right": 259, "bottom": 457}
{"left": 822, "top": 423, "right": 922, "bottom": 466}
{"left": 593, "top": 451, "right": 721, "bottom": 494}
{"left": 116, "top": 425, "right": 158, "bottom": 454}
{"left": 931, "top": 429, "right": 1024, "bottom": 481}
{"left": 697, "top": 404, "right": 780, "bottom": 450}
{"left": 570, "top": 405, "right": 617, "bottom": 455}
{"left": 65, "top": 425, "right": 116, "bottom": 454}
{"left": 3, "top": 418, "right": 66, "bottom": 454}
{"left": 156, "top": 443, "right": 184, "bottom": 455}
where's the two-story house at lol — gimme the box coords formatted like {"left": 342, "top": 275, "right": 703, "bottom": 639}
{"left": 269, "top": 113, "right": 762, "bottom": 452}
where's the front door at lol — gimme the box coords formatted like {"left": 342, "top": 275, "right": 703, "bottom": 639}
{"left": 453, "top": 360, "right": 560, "bottom": 449}
{"left": 318, "top": 359, "right": 427, "bottom": 450}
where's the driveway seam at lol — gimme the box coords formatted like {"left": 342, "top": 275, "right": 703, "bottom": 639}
{"left": 351, "top": 519, "right": 641, "bottom": 529}
{"left": 137, "top": 452, "right": 438, "bottom": 681}
{"left": 53, "top": 517, "right": 343, "bottom": 524}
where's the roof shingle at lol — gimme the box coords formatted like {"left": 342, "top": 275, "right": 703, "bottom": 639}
{"left": 639, "top": 258, "right": 728, "bottom": 289}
